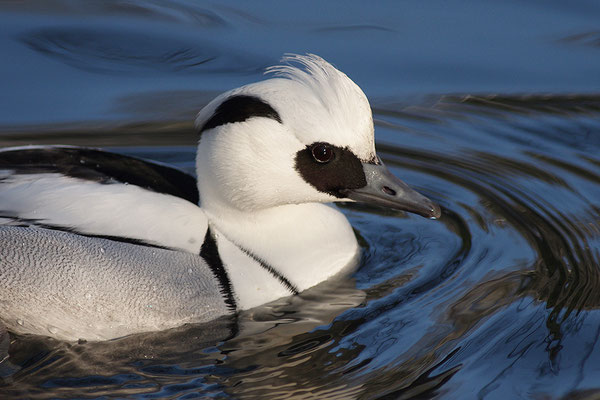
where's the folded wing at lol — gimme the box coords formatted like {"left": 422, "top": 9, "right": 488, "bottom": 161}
{"left": 0, "top": 146, "right": 207, "bottom": 253}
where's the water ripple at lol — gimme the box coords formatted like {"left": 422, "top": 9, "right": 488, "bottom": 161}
{"left": 20, "top": 27, "right": 265, "bottom": 75}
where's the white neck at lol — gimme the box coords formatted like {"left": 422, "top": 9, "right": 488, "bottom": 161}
{"left": 203, "top": 201, "right": 360, "bottom": 309}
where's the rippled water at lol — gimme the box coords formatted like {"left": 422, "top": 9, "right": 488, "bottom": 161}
{"left": 1, "top": 1, "right": 600, "bottom": 399}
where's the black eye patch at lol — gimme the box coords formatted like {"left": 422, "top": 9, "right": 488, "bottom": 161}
{"left": 295, "top": 143, "right": 367, "bottom": 198}
{"left": 200, "top": 95, "right": 282, "bottom": 134}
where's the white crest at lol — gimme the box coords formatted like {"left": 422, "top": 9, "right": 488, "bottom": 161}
{"left": 264, "top": 54, "right": 376, "bottom": 160}
{"left": 266, "top": 54, "right": 360, "bottom": 113}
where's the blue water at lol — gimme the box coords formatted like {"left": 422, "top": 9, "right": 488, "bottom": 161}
{"left": 1, "top": 1, "right": 600, "bottom": 399}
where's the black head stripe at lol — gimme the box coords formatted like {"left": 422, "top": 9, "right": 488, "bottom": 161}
{"left": 295, "top": 143, "right": 367, "bottom": 198}
{"left": 200, "top": 95, "right": 282, "bottom": 133}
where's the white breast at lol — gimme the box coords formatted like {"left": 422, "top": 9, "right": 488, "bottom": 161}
{"left": 205, "top": 202, "right": 361, "bottom": 297}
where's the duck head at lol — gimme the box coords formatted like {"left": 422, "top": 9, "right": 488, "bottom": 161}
{"left": 195, "top": 54, "right": 440, "bottom": 219}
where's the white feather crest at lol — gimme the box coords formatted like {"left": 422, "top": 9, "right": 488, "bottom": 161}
{"left": 265, "top": 53, "right": 365, "bottom": 112}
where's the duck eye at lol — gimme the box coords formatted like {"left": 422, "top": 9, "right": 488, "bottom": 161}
{"left": 311, "top": 144, "right": 334, "bottom": 163}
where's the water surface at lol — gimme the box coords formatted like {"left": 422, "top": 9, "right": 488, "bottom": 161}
{"left": 1, "top": 1, "right": 600, "bottom": 399}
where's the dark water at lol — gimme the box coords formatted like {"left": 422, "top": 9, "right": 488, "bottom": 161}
{"left": 1, "top": 1, "right": 600, "bottom": 399}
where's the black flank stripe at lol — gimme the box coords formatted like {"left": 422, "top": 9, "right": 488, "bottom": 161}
{"left": 0, "top": 216, "right": 174, "bottom": 250}
{"left": 200, "top": 95, "right": 282, "bottom": 133}
{"left": 79, "top": 233, "right": 172, "bottom": 249}
{"left": 0, "top": 147, "right": 199, "bottom": 204}
{"left": 236, "top": 245, "right": 300, "bottom": 295}
{"left": 200, "top": 228, "right": 237, "bottom": 311}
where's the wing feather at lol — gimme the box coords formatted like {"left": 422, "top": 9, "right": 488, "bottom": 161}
{"left": 0, "top": 146, "right": 207, "bottom": 253}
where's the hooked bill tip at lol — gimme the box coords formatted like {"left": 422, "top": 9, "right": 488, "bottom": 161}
{"left": 428, "top": 203, "right": 442, "bottom": 220}
{"left": 412, "top": 198, "right": 442, "bottom": 220}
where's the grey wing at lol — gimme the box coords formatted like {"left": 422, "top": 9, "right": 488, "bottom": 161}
{"left": 0, "top": 226, "right": 230, "bottom": 341}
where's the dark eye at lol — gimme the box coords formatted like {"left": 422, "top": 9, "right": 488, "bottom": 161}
{"left": 311, "top": 143, "right": 334, "bottom": 163}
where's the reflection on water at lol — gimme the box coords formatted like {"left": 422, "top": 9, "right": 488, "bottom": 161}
{"left": 1, "top": 0, "right": 600, "bottom": 399}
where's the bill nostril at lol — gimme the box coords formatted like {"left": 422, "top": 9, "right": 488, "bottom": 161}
{"left": 382, "top": 186, "right": 396, "bottom": 196}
